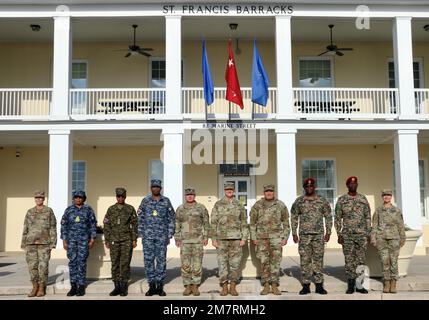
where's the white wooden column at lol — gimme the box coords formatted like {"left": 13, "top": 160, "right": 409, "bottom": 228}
{"left": 394, "top": 130, "right": 421, "bottom": 233}
{"left": 275, "top": 16, "right": 294, "bottom": 119}
{"left": 162, "top": 128, "right": 184, "bottom": 209}
{"left": 51, "top": 16, "right": 72, "bottom": 120}
{"left": 392, "top": 17, "right": 415, "bottom": 118}
{"left": 276, "top": 128, "right": 297, "bottom": 222}
{"left": 165, "top": 16, "right": 182, "bottom": 119}
{"left": 48, "top": 130, "right": 73, "bottom": 247}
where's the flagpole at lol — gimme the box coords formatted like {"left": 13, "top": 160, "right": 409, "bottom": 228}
{"left": 252, "top": 102, "right": 255, "bottom": 121}
{"left": 229, "top": 102, "right": 231, "bottom": 121}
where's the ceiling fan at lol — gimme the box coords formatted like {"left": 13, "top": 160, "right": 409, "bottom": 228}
{"left": 318, "top": 24, "right": 353, "bottom": 57}
{"left": 115, "top": 24, "right": 153, "bottom": 58}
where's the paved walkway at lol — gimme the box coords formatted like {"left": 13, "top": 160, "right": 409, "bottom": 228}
{"left": 1, "top": 250, "right": 429, "bottom": 300}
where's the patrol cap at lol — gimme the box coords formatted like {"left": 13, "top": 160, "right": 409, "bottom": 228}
{"left": 151, "top": 179, "right": 162, "bottom": 188}
{"left": 224, "top": 182, "right": 235, "bottom": 190}
{"left": 263, "top": 184, "right": 275, "bottom": 192}
{"left": 346, "top": 176, "right": 358, "bottom": 184}
{"left": 33, "top": 190, "right": 45, "bottom": 198}
{"left": 115, "top": 187, "right": 126, "bottom": 197}
{"left": 381, "top": 189, "right": 393, "bottom": 196}
{"left": 185, "top": 188, "right": 196, "bottom": 195}
{"left": 73, "top": 190, "right": 86, "bottom": 201}
{"left": 303, "top": 178, "right": 316, "bottom": 187}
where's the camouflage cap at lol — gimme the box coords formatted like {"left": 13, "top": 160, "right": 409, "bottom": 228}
{"left": 151, "top": 179, "right": 162, "bottom": 188}
{"left": 346, "top": 176, "right": 358, "bottom": 184}
{"left": 381, "top": 189, "right": 393, "bottom": 196}
{"left": 185, "top": 188, "right": 196, "bottom": 195}
{"left": 73, "top": 190, "right": 86, "bottom": 200}
{"left": 33, "top": 190, "right": 45, "bottom": 198}
{"left": 115, "top": 187, "right": 126, "bottom": 196}
{"left": 263, "top": 184, "right": 275, "bottom": 192}
{"left": 224, "top": 182, "right": 235, "bottom": 190}
{"left": 303, "top": 178, "right": 316, "bottom": 187}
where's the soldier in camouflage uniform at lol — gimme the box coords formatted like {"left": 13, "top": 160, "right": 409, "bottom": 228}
{"left": 174, "top": 188, "right": 210, "bottom": 296}
{"left": 371, "top": 189, "right": 406, "bottom": 294}
{"left": 211, "top": 182, "right": 249, "bottom": 296}
{"left": 250, "top": 184, "right": 290, "bottom": 295}
{"left": 60, "top": 190, "right": 97, "bottom": 297}
{"left": 21, "top": 190, "right": 57, "bottom": 297}
{"left": 291, "top": 178, "right": 332, "bottom": 295}
{"left": 138, "top": 179, "right": 175, "bottom": 297}
{"left": 334, "top": 176, "right": 371, "bottom": 294}
{"left": 103, "top": 187, "right": 138, "bottom": 297}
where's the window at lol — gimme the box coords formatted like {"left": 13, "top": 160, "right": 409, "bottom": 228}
{"left": 388, "top": 60, "right": 422, "bottom": 89}
{"left": 72, "top": 161, "right": 86, "bottom": 194}
{"left": 149, "top": 159, "right": 164, "bottom": 189}
{"left": 301, "top": 159, "right": 336, "bottom": 206}
{"left": 299, "top": 58, "right": 333, "bottom": 87}
{"left": 72, "top": 61, "right": 88, "bottom": 89}
{"left": 150, "top": 58, "right": 184, "bottom": 88}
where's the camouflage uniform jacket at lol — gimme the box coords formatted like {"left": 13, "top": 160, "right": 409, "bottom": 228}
{"left": 60, "top": 204, "right": 97, "bottom": 241}
{"left": 371, "top": 205, "right": 406, "bottom": 241}
{"left": 291, "top": 195, "right": 333, "bottom": 236}
{"left": 21, "top": 206, "right": 57, "bottom": 247}
{"left": 174, "top": 201, "right": 210, "bottom": 244}
{"left": 334, "top": 193, "right": 371, "bottom": 237}
{"left": 103, "top": 203, "right": 138, "bottom": 244}
{"left": 250, "top": 198, "right": 290, "bottom": 240}
{"left": 210, "top": 197, "right": 249, "bottom": 241}
{"left": 137, "top": 195, "right": 175, "bottom": 240}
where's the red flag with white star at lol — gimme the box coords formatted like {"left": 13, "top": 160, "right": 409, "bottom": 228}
{"left": 225, "top": 40, "right": 244, "bottom": 109}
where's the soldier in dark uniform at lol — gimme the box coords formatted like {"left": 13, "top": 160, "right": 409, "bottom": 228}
{"left": 137, "top": 179, "right": 175, "bottom": 296}
{"left": 61, "top": 190, "right": 97, "bottom": 297}
{"left": 104, "top": 187, "right": 138, "bottom": 297}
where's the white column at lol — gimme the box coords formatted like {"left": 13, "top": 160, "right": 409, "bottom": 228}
{"left": 161, "top": 128, "right": 184, "bottom": 209}
{"left": 276, "top": 128, "right": 297, "bottom": 215}
{"left": 165, "top": 16, "right": 182, "bottom": 119}
{"left": 51, "top": 16, "right": 72, "bottom": 120}
{"left": 275, "top": 16, "right": 294, "bottom": 119}
{"left": 392, "top": 17, "right": 415, "bottom": 118}
{"left": 48, "top": 130, "right": 73, "bottom": 247}
{"left": 394, "top": 130, "right": 421, "bottom": 232}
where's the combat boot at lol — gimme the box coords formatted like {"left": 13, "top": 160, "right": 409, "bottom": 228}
{"left": 109, "top": 281, "right": 121, "bottom": 296}
{"left": 260, "top": 283, "right": 270, "bottom": 295}
{"left": 36, "top": 282, "right": 46, "bottom": 297}
{"left": 346, "top": 278, "right": 355, "bottom": 294}
{"left": 183, "top": 285, "right": 192, "bottom": 296}
{"left": 76, "top": 285, "right": 86, "bottom": 296}
{"left": 271, "top": 283, "right": 281, "bottom": 295}
{"left": 28, "top": 282, "right": 38, "bottom": 297}
{"left": 299, "top": 283, "right": 311, "bottom": 295}
{"left": 120, "top": 282, "right": 128, "bottom": 297}
{"left": 355, "top": 282, "right": 369, "bottom": 294}
{"left": 219, "top": 282, "right": 228, "bottom": 296}
{"left": 191, "top": 284, "right": 200, "bottom": 296}
{"left": 67, "top": 283, "right": 78, "bottom": 297}
{"left": 315, "top": 282, "right": 328, "bottom": 295}
{"left": 383, "top": 280, "right": 390, "bottom": 293}
{"left": 229, "top": 281, "right": 239, "bottom": 296}
{"left": 145, "top": 282, "right": 157, "bottom": 296}
{"left": 390, "top": 280, "right": 397, "bottom": 294}
{"left": 157, "top": 282, "right": 166, "bottom": 296}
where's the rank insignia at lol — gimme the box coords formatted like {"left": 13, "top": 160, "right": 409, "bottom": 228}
{"left": 75, "top": 216, "right": 80, "bottom": 223}
{"left": 152, "top": 210, "right": 158, "bottom": 216}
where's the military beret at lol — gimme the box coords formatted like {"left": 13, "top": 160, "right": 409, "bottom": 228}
{"left": 224, "top": 182, "right": 235, "bottom": 190}
{"left": 263, "top": 184, "right": 275, "bottom": 192}
{"left": 185, "top": 188, "right": 196, "bottom": 195}
{"left": 115, "top": 187, "right": 126, "bottom": 196}
{"left": 73, "top": 190, "right": 86, "bottom": 200}
{"left": 346, "top": 176, "right": 358, "bottom": 184}
{"left": 303, "top": 178, "right": 316, "bottom": 187}
{"left": 381, "top": 189, "right": 393, "bottom": 196}
{"left": 33, "top": 190, "right": 45, "bottom": 198}
{"left": 151, "top": 179, "right": 162, "bottom": 188}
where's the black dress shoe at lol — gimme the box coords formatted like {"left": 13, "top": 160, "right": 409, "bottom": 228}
{"left": 67, "top": 283, "right": 78, "bottom": 297}
{"left": 157, "top": 282, "right": 166, "bottom": 296}
{"left": 109, "top": 281, "right": 121, "bottom": 296}
{"left": 76, "top": 285, "right": 86, "bottom": 296}
{"left": 346, "top": 278, "right": 355, "bottom": 294}
{"left": 120, "top": 282, "right": 128, "bottom": 297}
{"left": 145, "top": 282, "right": 157, "bottom": 296}
{"left": 315, "top": 282, "right": 327, "bottom": 295}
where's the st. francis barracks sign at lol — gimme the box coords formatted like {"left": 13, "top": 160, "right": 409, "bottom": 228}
{"left": 162, "top": 4, "right": 294, "bottom": 15}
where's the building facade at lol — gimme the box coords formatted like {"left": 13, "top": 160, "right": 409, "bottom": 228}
{"left": 1, "top": 0, "right": 429, "bottom": 256}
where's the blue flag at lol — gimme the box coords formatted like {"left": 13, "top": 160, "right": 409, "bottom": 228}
{"left": 202, "top": 40, "right": 214, "bottom": 106}
{"left": 251, "top": 40, "right": 270, "bottom": 106}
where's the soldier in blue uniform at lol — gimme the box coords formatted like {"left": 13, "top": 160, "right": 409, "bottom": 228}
{"left": 60, "top": 190, "right": 97, "bottom": 297}
{"left": 137, "top": 179, "right": 175, "bottom": 296}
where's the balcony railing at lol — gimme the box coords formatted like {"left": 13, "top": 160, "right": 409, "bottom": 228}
{"left": 293, "top": 88, "right": 399, "bottom": 119}
{"left": 415, "top": 89, "right": 429, "bottom": 115}
{"left": 182, "top": 87, "right": 277, "bottom": 119}
{"left": 0, "top": 89, "right": 52, "bottom": 119}
{"left": 69, "top": 88, "right": 166, "bottom": 119}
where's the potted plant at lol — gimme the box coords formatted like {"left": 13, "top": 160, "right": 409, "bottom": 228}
{"left": 87, "top": 225, "right": 112, "bottom": 279}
